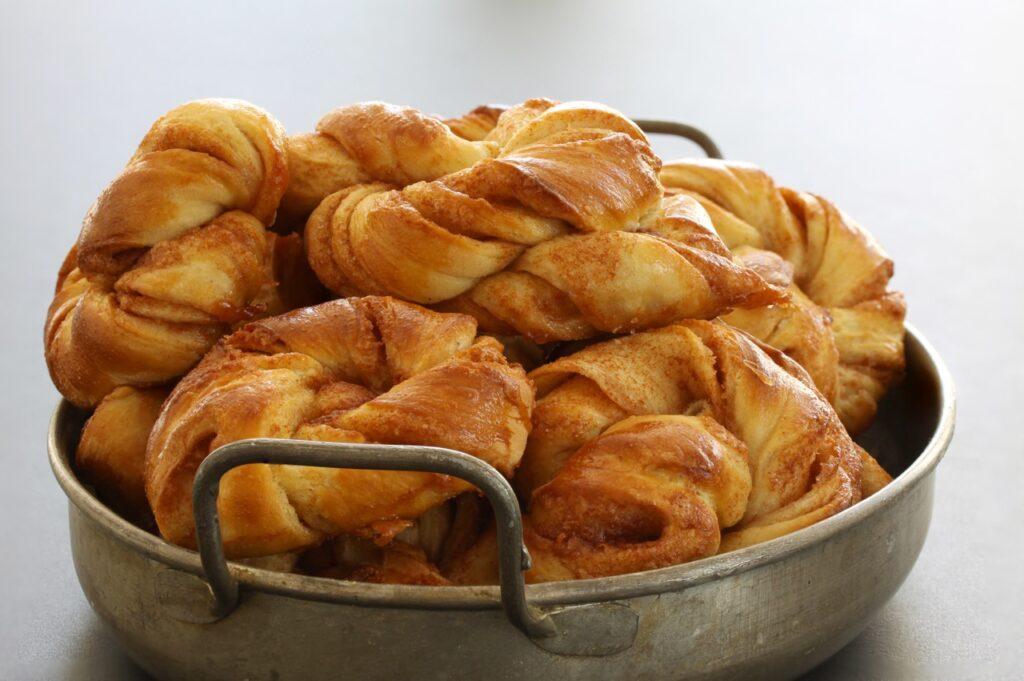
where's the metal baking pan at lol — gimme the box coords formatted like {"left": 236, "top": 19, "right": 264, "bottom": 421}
{"left": 47, "top": 121, "right": 956, "bottom": 680}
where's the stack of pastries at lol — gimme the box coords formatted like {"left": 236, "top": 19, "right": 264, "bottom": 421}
{"left": 45, "top": 97, "right": 905, "bottom": 584}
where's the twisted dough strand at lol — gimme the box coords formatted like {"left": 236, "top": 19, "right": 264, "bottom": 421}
{"left": 145, "top": 297, "right": 534, "bottom": 558}
{"left": 438, "top": 191, "right": 787, "bottom": 342}
{"left": 660, "top": 159, "right": 906, "bottom": 432}
{"left": 78, "top": 99, "right": 288, "bottom": 278}
{"left": 305, "top": 100, "right": 785, "bottom": 342}
{"left": 44, "top": 100, "right": 320, "bottom": 407}
{"left": 277, "top": 102, "right": 499, "bottom": 228}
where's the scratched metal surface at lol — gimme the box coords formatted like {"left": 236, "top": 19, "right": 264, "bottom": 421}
{"left": 2, "top": 1, "right": 1022, "bottom": 679}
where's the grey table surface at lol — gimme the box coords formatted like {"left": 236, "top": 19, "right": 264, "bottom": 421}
{"left": 2, "top": 1, "right": 1023, "bottom": 679}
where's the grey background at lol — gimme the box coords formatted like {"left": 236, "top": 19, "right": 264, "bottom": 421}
{"left": 2, "top": 1, "right": 1022, "bottom": 678}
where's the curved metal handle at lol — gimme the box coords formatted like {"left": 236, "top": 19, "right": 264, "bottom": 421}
{"left": 634, "top": 119, "right": 723, "bottom": 158}
{"left": 191, "top": 438, "right": 556, "bottom": 638}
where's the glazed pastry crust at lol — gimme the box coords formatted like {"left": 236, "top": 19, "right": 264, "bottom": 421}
{"left": 145, "top": 296, "right": 534, "bottom": 558}
{"left": 277, "top": 102, "right": 499, "bottom": 229}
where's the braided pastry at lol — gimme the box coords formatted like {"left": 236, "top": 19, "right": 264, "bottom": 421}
{"left": 44, "top": 99, "right": 323, "bottom": 408}
{"left": 145, "top": 296, "right": 534, "bottom": 558}
{"left": 303, "top": 99, "right": 785, "bottom": 342}
{"left": 449, "top": 320, "right": 869, "bottom": 583}
{"left": 659, "top": 160, "right": 906, "bottom": 432}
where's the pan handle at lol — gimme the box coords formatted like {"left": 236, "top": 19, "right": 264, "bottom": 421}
{"left": 634, "top": 119, "right": 723, "bottom": 158}
{"left": 191, "top": 438, "right": 556, "bottom": 639}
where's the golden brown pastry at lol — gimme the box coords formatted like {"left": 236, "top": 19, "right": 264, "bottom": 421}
{"left": 449, "top": 320, "right": 867, "bottom": 583}
{"left": 437, "top": 191, "right": 787, "bottom": 342}
{"left": 145, "top": 296, "right": 534, "bottom": 558}
{"left": 44, "top": 99, "right": 320, "bottom": 408}
{"left": 303, "top": 99, "right": 785, "bottom": 342}
{"left": 276, "top": 102, "right": 501, "bottom": 229}
{"left": 659, "top": 160, "right": 906, "bottom": 432}
{"left": 450, "top": 414, "right": 751, "bottom": 584}
{"left": 443, "top": 105, "right": 507, "bottom": 142}
{"left": 76, "top": 386, "right": 170, "bottom": 523}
